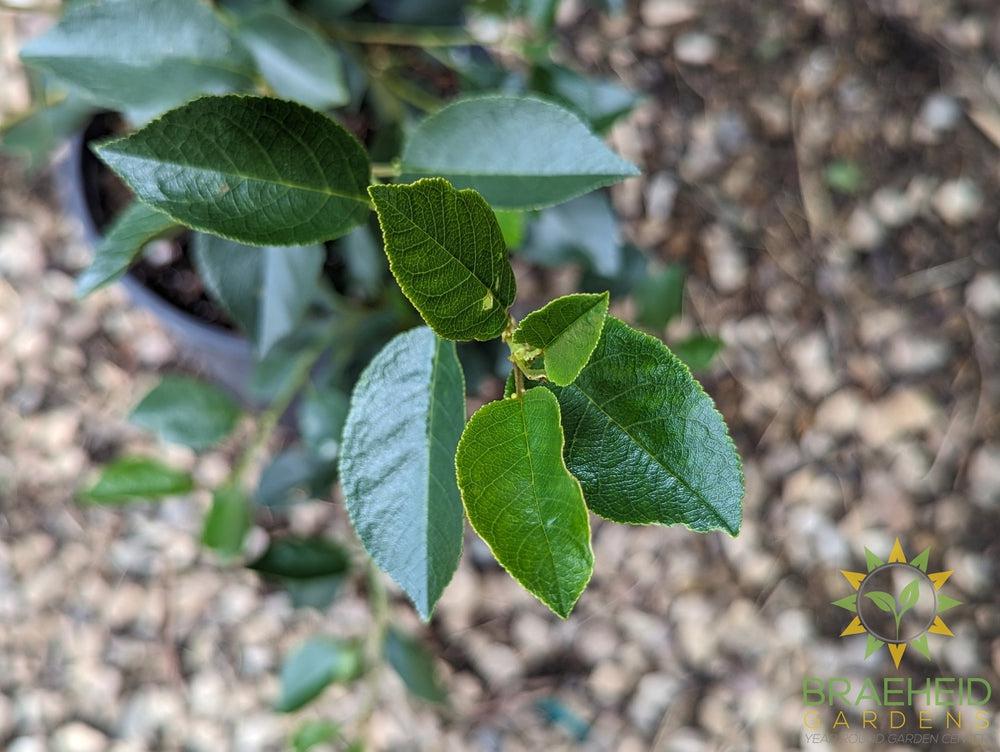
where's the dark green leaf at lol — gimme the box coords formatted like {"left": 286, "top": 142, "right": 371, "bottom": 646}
{"left": 521, "top": 192, "right": 622, "bottom": 276}
{"left": 298, "top": 0, "right": 368, "bottom": 19}
{"left": 82, "top": 457, "right": 193, "bottom": 503}
{"left": 292, "top": 720, "right": 339, "bottom": 752}
{"left": 544, "top": 318, "right": 743, "bottom": 534}
{"left": 249, "top": 321, "right": 331, "bottom": 403}
{"left": 191, "top": 233, "right": 263, "bottom": 338}
{"left": 865, "top": 591, "right": 897, "bottom": 614}
{"left": 0, "top": 94, "right": 93, "bottom": 173}
{"left": 249, "top": 536, "right": 351, "bottom": 579}
{"left": 21, "top": 0, "right": 255, "bottom": 119}
{"left": 283, "top": 575, "right": 345, "bottom": 610}
{"left": 95, "top": 95, "right": 371, "bottom": 246}
{"left": 237, "top": 12, "right": 349, "bottom": 110}
{"left": 512, "top": 292, "right": 609, "bottom": 386}
{"left": 256, "top": 447, "right": 337, "bottom": 507}
{"left": 369, "top": 178, "right": 516, "bottom": 340}
{"left": 340, "top": 327, "right": 465, "bottom": 619}
{"left": 339, "top": 224, "right": 386, "bottom": 299}
{"left": 633, "top": 264, "right": 684, "bottom": 330}
{"left": 456, "top": 388, "right": 593, "bottom": 618}
{"left": 298, "top": 386, "right": 349, "bottom": 461}
{"left": 201, "top": 485, "right": 251, "bottom": 558}
{"left": 673, "top": 335, "right": 722, "bottom": 371}
{"left": 384, "top": 627, "right": 446, "bottom": 703}
{"left": 276, "top": 638, "right": 362, "bottom": 712}
{"left": 400, "top": 96, "right": 639, "bottom": 210}
{"left": 76, "top": 201, "right": 179, "bottom": 298}
{"left": 530, "top": 64, "right": 639, "bottom": 132}
{"left": 130, "top": 375, "right": 241, "bottom": 450}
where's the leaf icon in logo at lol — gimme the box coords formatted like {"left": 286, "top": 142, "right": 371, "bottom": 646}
{"left": 897, "top": 578, "right": 920, "bottom": 617}
{"left": 865, "top": 591, "right": 897, "bottom": 614}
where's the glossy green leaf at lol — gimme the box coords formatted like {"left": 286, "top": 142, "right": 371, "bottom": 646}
{"left": 673, "top": 335, "right": 722, "bottom": 371}
{"left": 544, "top": 318, "right": 743, "bottom": 534}
{"left": 369, "top": 178, "right": 516, "bottom": 340}
{"left": 237, "top": 12, "right": 349, "bottom": 110}
{"left": 340, "top": 327, "right": 465, "bottom": 619}
{"left": 520, "top": 192, "right": 622, "bottom": 276}
{"left": 400, "top": 96, "right": 639, "bottom": 210}
{"left": 276, "top": 638, "right": 362, "bottom": 712}
{"left": 292, "top": 720, "right": 339, "bottom": 752}
{"left": 865, "top": 591, "right": 896, "bottom": 614}
{"left": 511, "top": 292, "right": 609, "bottom": 386}
{"left": 384, "top": 627, "right": 446, "bottom": 703}
{"left": 201, "top": 485, "right": 251, "bottom": 558}
{"left": 82, "top": 457, "right": 193, "bottom": 503}
{"left": 249, "top": 536, "right": 351, "bottom": 580}
{"left": 192, "top": 234, "right": 324, "bottom": 354}
{"left": 298, "top": 386, "right": 349, "bottom": 461}
{"left": 76, "top": 201, "right": 179, "bottom": 298}
{"left": 20, "top": 0, "right": 255, "bottom": 120}
{"left": 95, "top": 95, "right": 371, "bottom": 246}
{"left": 130, "top": 375, "right": 241, "bottom": 450}
{"left": 0, "top": 94, "right": 93, "bottom": 173}
{"left": 456, "top": 388, "right": 593, "bottom": 618}
{"left": 633, "top": 264, "right": 684, "bottom": 330}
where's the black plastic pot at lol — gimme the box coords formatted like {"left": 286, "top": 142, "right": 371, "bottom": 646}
{"left": 56, "top": 129, "right": 257, "bottom": 402}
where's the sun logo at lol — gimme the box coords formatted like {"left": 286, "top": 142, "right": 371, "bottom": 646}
{"left": 835, "top": 538, "right": 961, "bottom": 668}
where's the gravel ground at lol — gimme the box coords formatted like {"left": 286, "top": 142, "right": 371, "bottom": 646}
{"left": 2, "top": 1, "right": 1000, "bottom": 751}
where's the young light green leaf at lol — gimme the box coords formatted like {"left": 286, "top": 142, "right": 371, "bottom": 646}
{"left": 81, "top": 457, "right": 193, "bottom": 504}
{"left": 633, "top": 264, "right": 684, "bottom": 330}
{"left": 130, "top": 375, "right": 241, "bottom": 450}
{"left": 456, "top": 388, "right": 593, "bottom": 618}
{"left": 897, "top": 579, "right": 921, "bottom": 616}
{"left": 95, "top": 95, "right": 371, "bottom": 246}
{"left": 292, "top": 720, "right": 339, "bottom": 752}
{"left": 494, "top": 209, "right": 525, "bottom": 249}
{"left": 673, "top": 335, "right": 723, "bottom": 371}
{"left": 20, "top": 0, "right": 255, "bottom": 120}
{"left": 192, "top": 234, "right": 325, "bottom": 355}
{"left": 0, "top": 93, "right": 93, "bottom": 173}
{"left": 400, "top": 96, "right": 639, "bottom": 209}
{"left": 384, "top": 627, "right": 446, "bottom": 704}
{"left": 276, "top": 638, "right": 362, "bottom": 712}
{"left": 237, "top": 12, "right": 349, "bottom": 110}
{"left": 340, "top": 327, "right": 465, "bottom": 620}
{"left": 76, "top": 201, "right": 179, "bottom": 298}
{"left": 543, "top": 318, "right": 743, "bottom": 534}
{"left": 249, "top": 536, "right": 351, "bottom": 580}
{"left": 864, "top": 591, "right": 897, "bottom": 614}
{"left": 201, "top": 485, "right": 251, "bottom": 558}
{"left": 369, "top": 179, "right": 516, "bottom": 340}
{"left": 511, "top": 292, "right": 609, "bottom": 386}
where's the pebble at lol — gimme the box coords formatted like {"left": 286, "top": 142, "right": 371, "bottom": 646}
{"left": 845, "top": 206, "right": 884, "bottom": 250}
{"left": 628, "top": 672, "right": 682, "bottom": 732}
{"left": 968, "top": 444, "right": 1000, "bottom": 509}
{"left": 858, "top": 388, "right": 939, "bottom": 447}
{"left": 789, "top": 330, "right": 838, "bottom": 399}
{"left": 702, "top": 224, "right": 747, "bottom": 292}
{"left": 915, "top": 93, "right": 962, "bottom": 138}
{"left": 871, "top": 186, "right": 917, "bottom": 227}
{"left": 8, "top": 738, "right": 46, "bottom": 752}
{"left": 645, "top": 172, "right": 679, "bottom": 222}
{"left": 932, "top": 179, "right": 983, "bottom": 225}
{"left": 966, "top": 271, "right": 1000, "bottom": 317}
{"left": 886, "top": 332, "right": 950, "bottom": 375}
{"left": 640, "top": 0, "right": 697, "bottom": 27}
{"left": 674, "top": 32, "right": 718, "bottom": 66}
{"left": 51, "top": 723, "right": 107, "bottom": 752}
{"left": 814, "top": 388, "right": 863, "bottom": 437}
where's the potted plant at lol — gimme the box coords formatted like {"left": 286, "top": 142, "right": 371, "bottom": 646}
{"left": 2, "top": 0, "right": 743, "bottom": 745}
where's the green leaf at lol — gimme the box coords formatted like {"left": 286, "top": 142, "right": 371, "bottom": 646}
{"left": 369, "top": 178, "right": 516, "bottom": 341}
{"left": 249, "top": 536, "right": 351, "bottom": 580}
{"left": 76, "top": 201, "right": 179, "bottom": 298}
{"left": 283, "top": 575, "right": 345, "bottom": 610}
{"left": 494, "top": 209, "right": 525, "bottom": 249}
{"left": 298, "top": 386, "right": 349, "bottom": 462}
{"left": 340, "top": 327, "right": 465, "bottom": 620}
{"left": 384, "top": 627, "right": 446, "bottom": 704}
{"left": 237, "top": 12, "right": 349, "bottom": 110}
{"left": 400, "top": 96, "right": 639, "bottom": 210}
{"left": 20, "top": 0, "right": 255, "bottom": 120}
{"left": 0, "top": 94, "right": 93, "bottom": 173}
{"left": 530, "top": 64, "right": 639, "bottom": 132}
{"left": 520, "top": 192, "right": 622, "bottom": 276}
{"left": 673, "top": 335, "right": 723, "bottom": 371}
{"left": 95, "top": 95, "right": 371, "bottom": 246}
{"left": 864, "top": 591, "right": 897, "bottom": 614}
{"left": 292, "top": 720, "right": 339, "bottom": 752}
{"left": 276, "top": 638, "right": 362, "bottom": 712}
{"left": 543, "top": 318, "right": 743, "bottom": 534}
{"left": 339, "top": 224, "right": 386, "bottom": 300}
{"left": 256, "top": 447, "right": 337, "bottom": 507}
{"left": 511, "top": 292, "right": 609, "bottom": 386}
{"left": 633, "top": 264, "right": 684, "bottom": 330}
{"left": 824, "top": 160, "right": 864, "bottom": 195}
{"left": 130, "top": 375, "right": 241, "bottom": 450}
{"left": 201, "top": 485, "right": 251, "bottom": 558}
{"left": 897, "top": 578, "right": 921, "bottom": 616}
{"left": 82, "top": 457, "right": 193, "bottom": 503}
{"left": 193, "top": 235, "right": 325, "bottom": 354}
{"left": 455, "top": 388, "right": 593, "bottom": 618}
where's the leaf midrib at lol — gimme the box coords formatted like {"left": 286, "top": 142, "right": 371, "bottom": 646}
{"left": 571, "top": 382, "right": 736, "bottom": 534}
{"left": 517, "top": 296, "right": 603, "bottom": 349}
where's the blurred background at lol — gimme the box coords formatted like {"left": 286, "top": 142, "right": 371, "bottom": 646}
{"left": 1, "top": 0, "right": 999, "bottom": 750}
